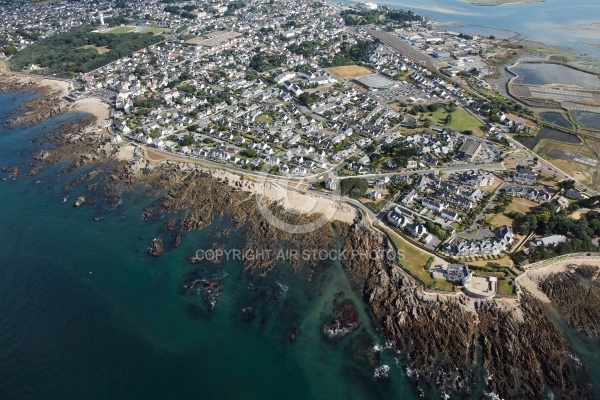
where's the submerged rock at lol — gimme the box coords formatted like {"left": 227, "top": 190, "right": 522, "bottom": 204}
{"left": 2, "top": 165, "right": 21, "bottom": 180}
{"left": 322, "top": 301, "right": 361, "bottom": 339}
{"left": 290, "top": 327, "right": 300, "bottom": 342}
{"left": 374, "top": 365, "right": 390, "bottom": 380}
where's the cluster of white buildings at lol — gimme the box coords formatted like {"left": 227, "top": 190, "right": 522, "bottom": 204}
{"left": 443, "top": 226, "right": 514, "bottom": 257}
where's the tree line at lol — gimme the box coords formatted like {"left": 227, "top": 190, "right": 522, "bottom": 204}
{"left": 510, "top": 203, "right": 600, "bottom": 264}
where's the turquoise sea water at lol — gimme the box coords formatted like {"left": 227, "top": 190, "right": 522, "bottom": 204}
{"left": 0, "top": 92, "right": 415, "bottom": 399}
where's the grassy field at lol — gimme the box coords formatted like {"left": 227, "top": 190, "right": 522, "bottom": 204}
{"left": 536, "top": 139, "right": 596, "bottom": 159}
{"left": 428, "top": 106, "right": 485, "bottom": 136}
{"left": 105, "top": 26, "right": 138, "bottom": 34}
{"left": 378, "top": 225, "right": 453, "bottom": 291}
{"left": 255, "top": 114, "right": 272, "bottom": 123}
{"left": 472, "top": 270, "right": 516, "bottom": 295}
{"left": 486, "top": 197, "right": 538, "bottom": 228}
{"left": 469, "top": 256, "right": 513, "bottom": 268}
{"left": 486, "top": 212, "right": 513, "bottom": 228}
{"left": 503, "top": 157, "right": 518, "bottom": 168}
{"left": 327, "top": 65, "right": 372, "bottom": 79}
{"left": 80, "top": 45, "right": 110, "bottom": 54}
{"left": 534, "top": 139, "right": 598, "bottom": 186}
{"left": 362, "top": 196, "right": 390, "bottom": 213}
{"left": 549, "top": 159, "right": 594, "bottom": 185}
{"left": 571, "top": 207, "right": 591, "bottom": 220}
{"left": 506, "top": 197, "right": 539, "bottom": 214}
{"left": 137, "top": 27, "right": 167, "bottom": 35}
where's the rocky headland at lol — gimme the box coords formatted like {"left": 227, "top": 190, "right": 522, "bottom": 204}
{"left": 0, "top": 74, "right": 68, "bottom": 128}
{"left": 538, "top": 264, "right": 600, "bottom": 337}
{"left": 340, "top": 222, "right": 593, "bottom": 399}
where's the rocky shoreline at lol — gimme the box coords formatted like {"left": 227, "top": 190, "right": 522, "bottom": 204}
{"left": 1, "top": 76, "right": 598, "bottom": 399}
{"left": 340, "top": 222, "right": 593, "bottom": 399}
{"left": 538, "top": 264, "right": 600, "bottom": 337}
{"left": 0, "top": 74, "right": 68, "bottom": 128}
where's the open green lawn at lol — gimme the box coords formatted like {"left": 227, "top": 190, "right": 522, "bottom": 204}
{"left": 105, "top": 26, "right": 138, "bottom": 34}
{"left": 505, "top": 197, "right": 539, "bottom": 214}
{"left": 487, "top": 197, "right": 538, "bottom": 228}
{"left": 470, "top": 268, "right": 517, "bottom": 295}
{"left": 137, "top": 27, "right": 167, "bottom": 35}
{"left": 428, "top": 105, "right": 485, "bottom": 136}
{"left": 80, "top": 44, "right": 110, "bottom": 54}
{"left": 378, "top": 225, "right": 453, "bottom": 291}
{"left": 255, "top": 114, "right": 273, "bottom": 123}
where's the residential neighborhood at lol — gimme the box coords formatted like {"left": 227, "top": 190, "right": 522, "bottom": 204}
{"left": 2, "top": 0, "right": 600, "bottom": 300}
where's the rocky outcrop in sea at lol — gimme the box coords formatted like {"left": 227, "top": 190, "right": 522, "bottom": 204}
{"left": 322, "top": 301, "right": 361, "bottom": 339}
{"left": 0, "top": 75, "right": 66, "bottom": 128}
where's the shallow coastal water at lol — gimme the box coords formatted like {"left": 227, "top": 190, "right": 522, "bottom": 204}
{"left": 517, "top": 127, "right": 581, "bottom": 150}
{"left": 344, "top": 0, "right": 600, "bottom": 58}
{"left": 572, "top": 111, "right": 600, "bottom": 130}
{"left": 0, "top": 92, "right": 415, "bottom": 399}
{"left": 540, "top": 112, "right": 573, "bottom": 129}
{"left": 511, "top": 63, "right": 600, "bottom": 89}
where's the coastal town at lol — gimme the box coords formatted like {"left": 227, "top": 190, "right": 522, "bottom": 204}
{"left": 3, "top": 0, "right": 600, "bottom": 399}
{"left": 2, "top": 0, "right": 600, "bottom": 299}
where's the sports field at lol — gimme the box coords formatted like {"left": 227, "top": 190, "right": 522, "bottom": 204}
{"left": 104, "top": 26, "right": 137, "bottom": 34}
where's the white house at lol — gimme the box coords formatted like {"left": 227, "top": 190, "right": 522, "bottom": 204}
{"left": 446, "top": 264, "right": 472, "bottom": 285}
{"left": 325, "top": 179, "right": 337, "bottom": 190}
{"left": 422, "top": 199, "right": 445, "bottom": 213}
{"left": 408, "top": 222, "right": 427, "bottom": 238}
{"left": 513, "top": 168, "right": 537, "bottom": 185}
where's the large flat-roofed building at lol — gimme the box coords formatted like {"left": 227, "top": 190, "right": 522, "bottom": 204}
{"left": 458, "top": 139, "right": 482, "bottom": 161}
{"left": 354, "top": 74, "right": 398, "bottom": 91}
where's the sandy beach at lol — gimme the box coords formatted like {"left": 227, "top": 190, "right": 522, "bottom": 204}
{"left": 139, "top": 146, "right": 357, "bottom": 224}
{"left": 0, "top": 69, "right": 71, "bottom": 97}
{"left": 0, "top": 70, "right": 110, "bottom": 132}
{"left": 72, "top": 97, "right": 111, "bottom": 132}
{"left": 39, "top": 77, "right": 70, "bottom": 96}
{"left": 209, "top": 168, "right": 357, "bottom": 224}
